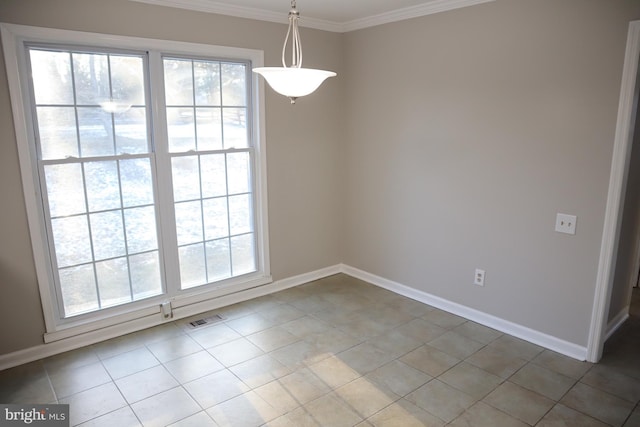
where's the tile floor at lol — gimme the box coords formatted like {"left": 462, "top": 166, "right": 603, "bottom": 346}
{"left": 1, "top": 274, "right": 639, "bottom": 426}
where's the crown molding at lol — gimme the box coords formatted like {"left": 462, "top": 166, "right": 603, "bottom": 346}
{"left": 341, "top": 0, "right": 495, "bottom": 32}
{"left": 130, "top": 0, "right": 495, "bottom": 33}
{"left": 129, "top": 0, "right": 344, "bottom": 32}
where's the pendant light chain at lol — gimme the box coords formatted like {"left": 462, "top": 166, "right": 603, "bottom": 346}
{"left": 282, "top": 0, "right": 302, "bottom": 68}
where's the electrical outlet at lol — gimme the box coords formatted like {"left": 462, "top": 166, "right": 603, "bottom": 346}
{"left": 474, "top": 269, "right": 485, "bottom": 286}
{"left": 555, "top": 213, "right": 577, "bottom": 235}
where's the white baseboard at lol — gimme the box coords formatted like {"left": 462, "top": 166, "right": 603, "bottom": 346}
{"left": 0, "top": 265, "right": 342, "bottom": 371}
{"left": 340, "top": 264, "right": 589, "bottom": 361}
{"left": 1, "top": 262, "right": 590, "bottom": 370}
{"left": 605, "top": 307, "right": 629, "bottom": 341}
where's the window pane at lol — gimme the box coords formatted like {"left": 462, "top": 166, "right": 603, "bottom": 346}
{"left": 120, "top": 158, "right": 154, "bottom": 207}
{"left": 85, "top": 161, "right": 121, "bottom": 212}
{"left": 59, "top": 264, "right": 98, "bottom": 316}
{"left": 231, "top": 234, "right": 255, "bottom": 276}
{"left": 203, "top": 198, "right": 228, "bottom": 240}
{"left": 195, "top": 61, "right": 220, "bottom": 106}
{"left": 115, "top": 107, "right": 148, "bottom": 154}
{"left": 221, "top": 63, "right": 246, "bottom": 106}
{"left": 201, "top": 154, "right": 226, "bottom": 198}
{"left": 165, "top": 59, "right": 255, "bottom": 290}
{"left": 37, "top": 107, "right": 78, "bottom": 160}
{"left": 167, "top": 107, "right": 196, "bottom": 152}
{"left": 206, "top": 239, "right": 231, "bottom": 282}
{"left": 78, "top": 107, "right": 115, "bottom": 157}
{"left": 90, "top": 211, "right": 126, "bottom": 260}
{"left": 164, "top": 59, "right": 193, "bottom": 105}
{"left": 175, "top": 201, "right": 203, "bottom": 245}
{"left": 172, "top": 156, "right": 201, "bottom": 201}
{"left": 96, "top": 257, "right": 131, "bottom": 308}
{"left": 227, "top": 152, "right": 251, "bottom": 195}
{"left": 52, "top": 215, "right": 92, "bottom": 268}
{"left": 130, "top": 251, "right": 162, "bottom": 300}
{"left": 30, "top": 50, "right": 73, "bottom": 105}
{"left": 29, "top": 46, "right": 162, "bottom": 319}
{"left": 223, "top": 108, "right": 247, "bottom": 148}
{"left": 73, "top": 52, "right": 110, "bottom": 106}
{"left": 124, "top": 206, "right": 158, "bottom": 254}
{"left": 111, "top": 55, "right": 145, "bottom": 106}
{"left": 196, "top": 108, "right": 222, "bottom": 151}
{"left": 229, "top": 194, "right": 252, "bottom": 235}
{"left": 179, "top": 243, "right": 206, "bottom": 289}
{"left": 45, "top": 163, "right": 86, "bottom": 217}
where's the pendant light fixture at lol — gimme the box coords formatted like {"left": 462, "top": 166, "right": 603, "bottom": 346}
{"left": 253, "top": 0, "right": 336, "bottom": 104}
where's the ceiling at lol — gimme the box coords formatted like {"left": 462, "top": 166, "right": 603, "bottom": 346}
{"left": 131, "top": 0, "right": 494, "bottom": 32}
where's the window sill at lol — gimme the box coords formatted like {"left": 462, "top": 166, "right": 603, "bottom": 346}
{"left": 44, "top": 274, "right": 272, "bottom": 343}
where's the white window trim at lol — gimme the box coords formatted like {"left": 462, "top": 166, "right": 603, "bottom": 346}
{"left": 1, "top": 23, "right": 271, "bottom": 342}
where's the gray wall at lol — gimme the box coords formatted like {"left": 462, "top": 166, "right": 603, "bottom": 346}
{"left": 0, "top": 0, "right": 345, "bottom": 354}
{"left": 343, "top": 0, "right": 640, "bottom": 347}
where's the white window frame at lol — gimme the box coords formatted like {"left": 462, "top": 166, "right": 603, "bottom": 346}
{"left": 1, "top": 23, "right": 271, "bottom": 342}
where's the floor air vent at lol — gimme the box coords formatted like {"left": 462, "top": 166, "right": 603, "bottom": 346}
{"left": 186, "top": 313, "right": 225, "bottom": 329}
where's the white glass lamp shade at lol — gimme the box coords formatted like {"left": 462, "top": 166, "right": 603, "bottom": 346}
{"left": 253, "top": 67, "right": 336, "bottom": 99}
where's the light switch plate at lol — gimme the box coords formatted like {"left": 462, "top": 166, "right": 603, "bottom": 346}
{"left": 555, "top": 213, "right": 577, "bottom": 235}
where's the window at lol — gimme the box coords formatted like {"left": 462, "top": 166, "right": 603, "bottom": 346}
{"left": 163, "top": 57, "right": 257, "bottom": 289}
{"left": 29, "top": 47, "right": 163, "bottom": 317}
{"left": 2, "top": 24, "right": 269, "bottom": 337}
